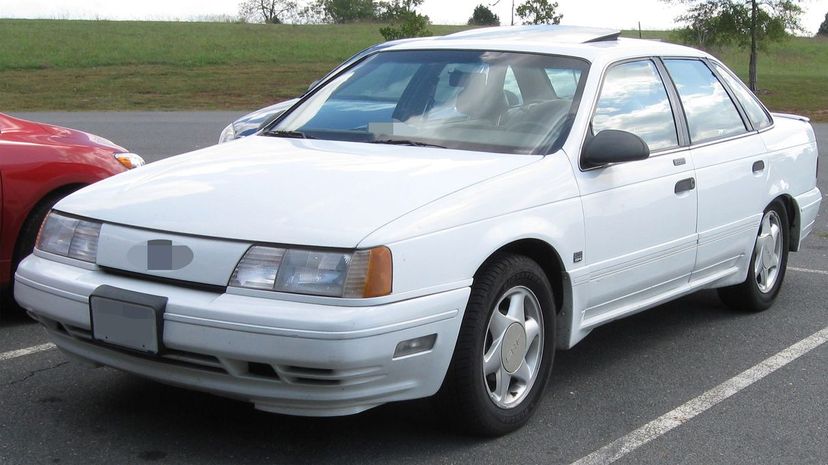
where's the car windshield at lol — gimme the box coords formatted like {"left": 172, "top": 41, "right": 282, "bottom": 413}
{"left": 268, "top": 50, "right": 589, "bottom": 154}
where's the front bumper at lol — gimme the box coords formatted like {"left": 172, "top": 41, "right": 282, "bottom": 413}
{"left": 15, "top": 254, "right": 470, "bottom": 416}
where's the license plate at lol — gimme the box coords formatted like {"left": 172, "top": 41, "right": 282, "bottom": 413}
{"left": 89, "top": 285, "right": 168, "bottom": 354}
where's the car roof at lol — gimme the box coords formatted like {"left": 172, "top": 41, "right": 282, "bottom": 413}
{"left": 384, "top": 25, "right": 709, "bottom": 64}
{"left": 443, "top": 25, "right": 622, "bottom": 43}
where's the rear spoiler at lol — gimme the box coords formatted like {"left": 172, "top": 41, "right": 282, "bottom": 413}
{"left": 771, "top": 112, "right": 810, "bottom": 123}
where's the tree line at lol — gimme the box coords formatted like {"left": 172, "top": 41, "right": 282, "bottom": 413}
{"left": 240, "top": 0, "right": 823, "bottom": 91}
{"left": 238, "top": 0, "right": 564, "bottom": 39}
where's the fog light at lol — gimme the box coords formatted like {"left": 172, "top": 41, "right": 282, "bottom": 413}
{"left": 393, "top": 334, "right": 437, "bottom": 359}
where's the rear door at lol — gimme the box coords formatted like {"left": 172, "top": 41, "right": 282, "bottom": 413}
{"left": 575, "top": 58, "right": 697, "bottom": 326}
{"left": 662, "top": 59, "right": 769, "bottom": 284}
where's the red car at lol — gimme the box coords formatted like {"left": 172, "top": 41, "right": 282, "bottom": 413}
{"left": 0, "top": 113, "right": 143, "bottom": 306}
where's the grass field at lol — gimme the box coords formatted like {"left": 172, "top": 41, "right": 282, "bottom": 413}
{"left": 0, "top": 20, "right": 466, "bottom": 111}
{"left": 0, "top": 19, "right": 825, "bottom": 119}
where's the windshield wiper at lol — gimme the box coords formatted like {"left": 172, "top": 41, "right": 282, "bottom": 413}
{"left": 370, "top": 139, "right": 446, "bottom": 149}
{"left": 266, "top": 130, "right": 315, "bottom": 139}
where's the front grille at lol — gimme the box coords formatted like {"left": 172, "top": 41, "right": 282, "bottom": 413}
{"left": 98, "top": 266, "right": 227, "bottom": 294}
{"left": 42, "top": 317, "right": 227, "bottom": 375}
{"left": 164, "top": 349, "right": 225, "bottom": 372}
{"left": 247, "top": 362, "right": 281, "bottom": 380}
{"left": 276, "top": 365, "right": 385, "bottom": 386}
{"left": 62, "top": 322, "right": 92, "bottom": 340}
{"left": 36, "top": 315, "right": 387, "bottom": 388}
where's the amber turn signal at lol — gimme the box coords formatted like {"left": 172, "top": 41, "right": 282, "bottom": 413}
{"left": 362, "top": 246, "right": 393, "bottom": 298}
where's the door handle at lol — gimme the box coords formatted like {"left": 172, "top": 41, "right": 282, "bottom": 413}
{"left": 675, "top": 177, "right": 696, "bottom": 194}
{"left": 752, "top": 160, "right": 765, "bottom": 173}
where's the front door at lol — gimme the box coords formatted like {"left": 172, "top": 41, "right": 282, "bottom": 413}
{"left": 574, "top": 59, "right": 698, "bottom": 326}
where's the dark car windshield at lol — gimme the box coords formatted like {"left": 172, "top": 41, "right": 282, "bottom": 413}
{"left": 268, "top": 50, "right": 589, "bottom": 155}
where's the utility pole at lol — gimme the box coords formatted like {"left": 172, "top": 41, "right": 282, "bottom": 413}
{"left": 749, "top": 0, "right": 758, "bottom": 91}
{"left": 511, "top": 0, "right": 515, "bottom": 25}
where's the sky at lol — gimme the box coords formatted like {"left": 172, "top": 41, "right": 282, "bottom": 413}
{"left": 0, "top": 0, "right": 826, "bottom": 34}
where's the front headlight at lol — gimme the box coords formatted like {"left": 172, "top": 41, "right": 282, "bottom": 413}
{"left": 230, "top": 245, "right": 392, "bottom": 298}
{"left": 113, "top": 152, "right": 145, "bottom": 169}
{"left": 35, "top": 212, "right": 102, "bottom": 263}
{"left": 218, "top": 123, "right": 236, "bottom": 144}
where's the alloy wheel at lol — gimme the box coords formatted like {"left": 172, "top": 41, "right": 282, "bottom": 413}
{"left": 755, "top": 209, "right": 783, "bottom": 293}
{"left": 482, "top": 286, "right": 544, "bottom": 409}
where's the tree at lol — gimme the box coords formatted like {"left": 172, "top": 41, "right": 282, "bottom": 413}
{"left": 377, "top": 0, "right": 431, "bottom": 41}
{"left": 239, "top": 0, "right": 298, "bottom": 23}
{"left": 668, "top": 0, "right": 802, "bottom": 91}
{"left": 318, "top": 0, "right": 376, "bottom": 23}
{"left": 376, "top": 0, "right": 423, "bottom": 20}
{"left": 674, "top": 1, "right": 725, "bottom": 47}
{"left": 515, "top": 0, "right": 562, "bottom": 25}
{"left": 817, "top": 12, "right": 828, "bottom": 36}
{"left": 468, "top": 4, "right": 500, "bottom": 26}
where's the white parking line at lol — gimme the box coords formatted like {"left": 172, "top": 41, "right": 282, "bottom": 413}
{"left": 0, "top": 343, "right": 56, "bottom": 362}
{"left": 570, "top": 325, "right": 828, "bottom": 465}
{"left": 789, "top": 266, "right": 828, "bottom": 276}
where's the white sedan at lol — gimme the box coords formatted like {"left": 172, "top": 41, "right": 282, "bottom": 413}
{"left": 15, "top": 26, "right": 821, "bottom": 436}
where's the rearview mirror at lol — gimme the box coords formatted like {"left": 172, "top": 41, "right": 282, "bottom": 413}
{"left": 582, "top": 129, "right": 649, "bottom": 168}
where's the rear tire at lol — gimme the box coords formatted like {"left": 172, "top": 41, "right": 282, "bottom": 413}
{"left": 436, "top": 253, "right": 556, "bottom": 436}
{"left": 718, "top": 201, "right": 789, "bottom": 312}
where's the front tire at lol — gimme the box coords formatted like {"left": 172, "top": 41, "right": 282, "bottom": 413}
{"left": 3, "top": 189, "right": 76, "bottom": 313}
{"left": 436, "top": 253, "right": 556, "bottom": 436}
{"left": 718, "top": 201, "right": 790, "bottom": 312}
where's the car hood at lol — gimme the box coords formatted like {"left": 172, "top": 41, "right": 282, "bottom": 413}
{"left": 56, "top": 136, "right": 540, "bottom": 248}
{"left": 0, "top": 113, "right": 126, "bottom": 153}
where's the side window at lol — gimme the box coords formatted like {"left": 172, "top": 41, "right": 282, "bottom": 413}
{"left": 545, "top": 68, "right": 581, "bottom": 99}
{"left": 711, "top": 62, "right": 772, "bottom": 130}
{"left": 503, "top": 66, "right": 524, "bottom": 106}
{"left": 663, "top": 59, "right": 747, "bottom": 143}
{"left": 592, "top": 60, "right": 678, "bottom": 151}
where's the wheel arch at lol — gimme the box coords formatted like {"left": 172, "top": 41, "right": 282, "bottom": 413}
{"left": 773, "top": 194, "right": 800, "bottom": 252}
{"left": 11, "top": 183, "right": 87, "bottom": 263}
{"left": 475, "top": 238, "right": 574, "bottom": 350}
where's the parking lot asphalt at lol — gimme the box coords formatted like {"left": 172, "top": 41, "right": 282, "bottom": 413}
{"left": 1, "top": 114, "right": 826, "bottom": 465}
{"left": 10, "top": 111, "right": 246, "bottom": 163}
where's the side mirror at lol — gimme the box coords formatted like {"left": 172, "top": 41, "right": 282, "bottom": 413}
{"left": 258, "top": 110, "right": 289, "bottom": 131}
{"left": 582, "top": 129, "right": 650, "bottom": 168}
{"left": 300, "top": 80, "right": 320, "bottom": 97}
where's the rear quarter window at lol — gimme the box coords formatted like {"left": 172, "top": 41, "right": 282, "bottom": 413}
{"left": 546, "top": 68, "right": 582, "bottom": 99}
{"left": 711, "top": 62, "right": 773, "bottom": 130}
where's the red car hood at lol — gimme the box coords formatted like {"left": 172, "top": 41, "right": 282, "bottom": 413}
{"left": 0, "top": 113, "right": 126, "bottom": 153}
